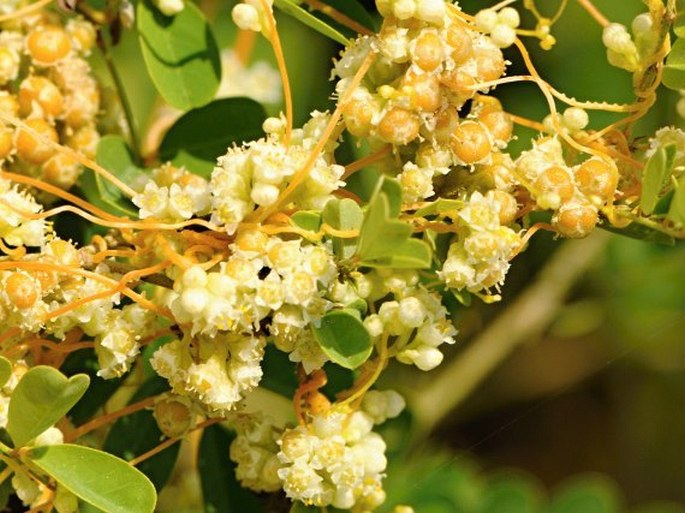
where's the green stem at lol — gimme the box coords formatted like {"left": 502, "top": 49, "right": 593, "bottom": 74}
{"left": 97, "top": 30, "right": 142, "bottom": 159}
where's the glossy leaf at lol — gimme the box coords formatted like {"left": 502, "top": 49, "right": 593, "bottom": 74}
{"left": 81, "top": 135, "right": 141, "bottom": 218}
{"left": 312, "top": 308, "right": 372, "bottom": 369}
{"left": 667, "top": 175, "right": 685, "bottom": 226}
{"left": 27, "top": 444, "right": 156, "bottom": 513}
{"left": 103, "top": 376, "right": 177, "bottom": 491}
{"left": 159, "top": 98, "right": 266, "bottom": 177}
{"left": 291, "top": 210, "right": 322, "bottom": 233}
{"left": 0, "top": 356, "right": 11, "bottom": 388}
{"left": 8, "top": 366, "right": 89, "bottom": 447}
{"left": 601, "top": 221, "right": 675, "bottom": 245}
{"left": 198, "top": 424, "right": 265, "bottom": 513}
{"left": 137, "top": 0, "right": 221, "bottom": 110}
{"left": 322, "top": 198, "right": 363, "bottom": 259}
{"left": 273, "top": 0, "right": 350, "bottom": 46}
{"left": 640, "top": 144, "right": 676, "bottom": 215}
{"left": 415, "top": 198, "right": 464, "bottom": 217}
{"left": 662, "top": 38, "right": 685, "bottom": 90}
{"left": 547, "top": 474, "right": 622, "bottom": 513}
{"left": 356, "top": 191, "right": 432, "bottom": 269}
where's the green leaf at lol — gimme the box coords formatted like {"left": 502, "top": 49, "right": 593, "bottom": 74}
{"left": 667, "top": 175, "right": 685, "bottom": 226}
{"left": 8, "top": 366, "right": 89, "bottom": 447}
{"left": 640, "top": 144, "right": 676, "bottom": 215}
{"left": 312, "top": 309, "right": 372, "bottom": 369}
{"left": 103, "top": 376, "right": 177, "bottom": 491}
{"left": 137, "top": 0, "right": 221, "bottom": 110}
{"left": 547, "top": 474, "right": 622, "bottom": 513}
{"left": 662, "top": 38, "right": 685, "bottom": 90}
{"left": 322, "top": 198, "right": 363, "bottom": 259}
{"left": 198, "top": 424, "right": 265, "bottom": 513}
{"left": 159, "top": 98, "right": 266, "bottom": 177}
{"left": 376, "top": 176, "right": 403, "bottom": 217}
{"left": 81, "top": 135, "right": 142, "bottom": 218}
{"left": 291, "top": 210, "right": 322, "bottom": 233}
{"left": 27, "top": 444, "right": 156, "bottom": 513}
{"left": 357, "top": 194, "right": 412, "bottom": 260}
{"left": 273, "top": 0, "right": 350, "bottom": 46}
{"left": 0, "top": 356, "right": 11, "bottom": 388}
{"left": 355, "top": 190, "right": 432, "bottom": 269}
{"left": 600, "top": 221, "right": 675, "bottom": 245}
{"left": 415, "top": 198, "right": 464, "bottom": 217}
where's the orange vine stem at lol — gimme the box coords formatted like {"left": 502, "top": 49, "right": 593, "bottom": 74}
{"left": 259, "top": 0, "right": 294, "bottom": 146}
{"left": 576, "top": 0, "right": 610, "bottom": 27}
{"left": 65, "top": 395, "right": 159, "bottom": 442}
{"left": 342, "top": 145, "right": 392, "bottom": 179}
{"left": 302, "top": 0, "right": 373, "bottom": 36}
{"left": 255, "top": 50, "right": 377, "bottom": 221}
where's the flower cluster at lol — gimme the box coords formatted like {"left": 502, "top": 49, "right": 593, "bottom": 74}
{"left": 0, "top": 13, "right": 101, "bottom": 190}
{"left": 210, "top": 113, "right": 344, "bottom": 233}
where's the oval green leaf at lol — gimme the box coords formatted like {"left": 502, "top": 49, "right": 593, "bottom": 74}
{"left": 667, "top": 175, "right": 685, "bottom": 227}
{"left": 676, "top": 1, "right": 685, "bottom": 38}
{"left": 662, "top": 38, "right": 685, "bottom": 90}
{"left": 137, "top": 0, "right": 221, "bottom": 110}
{"left": 312, "top": 309, "right": 372, "bottom": 369}
{"left": 0, "top": 356, "right": 12, "bottom": 388}
{"left": 27, "top": 444, "right": 156, "bottom": 513}
{"left": 81, "top": 135, "right": 143, "bottom": 218}
{"left": 158, "top": 98, "right": 266, "bottom": 177}
{"left": 640, "top": 144, "right": 676, "bottom": 215}
{"left": 8, "top": 366, "right": 89, "bottom": 447}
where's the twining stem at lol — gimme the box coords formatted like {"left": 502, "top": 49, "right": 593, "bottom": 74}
{"left": 410, "top": 231, "right": 610, "bottom": 436}
{"left": 260, "top": 0, "right": 293, "bottom": 146}
{"left": 65, "top": 395, "right": 158, "bottom": 442}
{"left": 302, "top": 0, "right": 374, "bottom": 36}
{"left": 0, "top": 0, "right": 53, "bottom": 22}
{"left": 97, "top": 30, "right": 142, "bottom": 159}
{"left": 576, "top": 0, "right": 610, "bottom": 27}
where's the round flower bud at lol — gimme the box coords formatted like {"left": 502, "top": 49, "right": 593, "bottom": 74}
{"left": 26, "top": 25, "right": 72, "bottom": 66}
{"left": 251, "top": 182, "right": 280, "bottom": 206}
{"left": 153, "top": 395, "right": 193, "bottom": 438}
{"left": 631, "top": 13, "right": 653, "bottom": 36}
{"left": 6, "top": 272, "right": 40, "bottom": 309}
{"left": 491, "top": 24, "right": 517, "bottom": 48}
{"left": 451, "top": 121, "right": 492, "bottom": 164}
{"left": 475, "top": 9, "right": 498, "bottom": 32}
{"left": 181, "top": 265, "right": 208, "bottom": 289}
{"left": 180, "top": 287, "right": 209, "bottom": 315}
{"left": 562, "top": 107, "right": 589, "bottom": 131}
{"left": 398, "top": 297, "right": 425, "bottom": 328}
{"left": 378, "top": 107, "right": 420, "bottom": 145}
{"left": 15, "top": 118, "right": 59, "bottom": 165}
{"left": 232, "top": 3, "right": 261, "bottom": 32}
{"left": 416, "top": 0, "right": 446, "bottom": 25}
{"left": 498, "top": 7, "right": 520, "bottom": 28}
{"left": 393, "top": 0, "right": 416, "bottom": 20}
{"left": 413, "top": 346, "right": 444, "bottom": 370}
{"left": 153, "top": 0, "right": 184, "bottom": 16}
{"left": 552, "top": 201, "right": 599, "bottom": 238}
{"left": 602, "top": 23, "right": 635, "bottom": 54}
